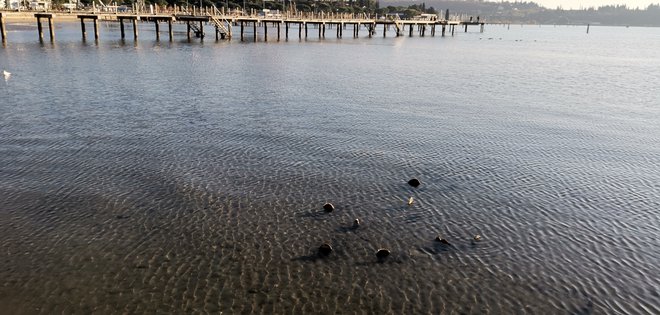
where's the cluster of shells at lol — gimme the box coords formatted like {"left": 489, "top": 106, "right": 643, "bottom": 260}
{"left": 316, "top": 178, "right": 483, "bottom": 260}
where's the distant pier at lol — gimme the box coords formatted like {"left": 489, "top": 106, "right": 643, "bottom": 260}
{"left": 0, "top": 10, "right": 485, "bottom": 43}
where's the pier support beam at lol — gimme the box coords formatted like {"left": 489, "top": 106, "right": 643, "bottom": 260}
{"left": 240, "top": 21, "right": 244, "bottom": 41}
{"left": 277, "top": 22, "right": 280, "bottom": 41}
{"left": 120, "top": 19, "right": 125, "bottom": 39}
{"left": 253, "top": 21, "right": 256, "bottom": 42}
{"left": 168, "top": 19, "right": 173, "bottom": 41}
{"left": 199, "top": 21, "right": 204, "bottom": 39}
{"left": 442, "top": 25, "right": 446, "bottom": 36}
{"left": 465, "top": 24, "right": 468, "bottom": 32}
{"left": 155, "top": 21, "right": 160, "bottom": 40}
{"left": 77, "top": 16, "right": 100, "bottom": 41}
{"left": 409, "top": 23, "right": 413, "bottom": 37}
{"left": 133, "top": 18, "right": 138, "bottom": 39}
{"left": 304, "top": 22, "right": 307, "bottom": 38}
{"left": 0, "top": 12, "right": 6, "bottom": 43}
{"left": 187, "top": 22, "right": 191, "bottom": 40}
{"left": 285, "top": 22, "right": 289, "bottom": 40}
{"left": 264, "top": 21, "right": 268, "bottom": 41}
{"left": 35, "top": 14, "right": 55, "bottom": 42}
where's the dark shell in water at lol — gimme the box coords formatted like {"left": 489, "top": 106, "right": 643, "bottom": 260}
{"left": 323, "top": 203, "right": 335, "bottom": 212}
{"left": 376, "top": 248, "right": 391, "bottom": 259}
{"left": 408, "top": 178, "right": 421, "bottom": 187}
{"left": 435, "top": 236, "right": 451, "bottom": 245}
{"left": 319, "top": 243, "right": 333, "bottom": 256}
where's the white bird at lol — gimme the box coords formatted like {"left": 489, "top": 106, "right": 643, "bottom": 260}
{"left": 3, "top": 70, "right": 10, "bottom": 81}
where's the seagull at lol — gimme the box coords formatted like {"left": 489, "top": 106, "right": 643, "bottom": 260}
{"left": 407, "top": 196, "right": 414, "bottom": 205}
{"left": 3, "top": 70, "right": 10, "bottom": 81}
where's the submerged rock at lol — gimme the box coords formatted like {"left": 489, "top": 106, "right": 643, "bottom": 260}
{"left": 376, "top": 248, "right": 391, "bottom": 260}
{"left": 323, "top": 203, "right": 335, "bottom": 212}
{"left": 435, "top": 236, "right": 451, "bottom": 246}
{"left": 353, "top": 218, "right": 360, "bottom": 228}
{"left": 318, "top": 243, "right": 333, "bottom": 256}
{"left": 408, "top": 178, "right": 421, "bottom": 187}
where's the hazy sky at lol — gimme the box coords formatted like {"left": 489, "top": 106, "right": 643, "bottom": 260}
{"left": 531, "top": 0, "right": 658, "bottom": 9}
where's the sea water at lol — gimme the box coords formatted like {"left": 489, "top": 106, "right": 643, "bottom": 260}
{"left": 1, "top": 22, "right": 659, "bottom": 313}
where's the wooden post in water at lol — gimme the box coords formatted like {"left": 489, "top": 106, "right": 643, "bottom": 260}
{"left": 451, "top": 25, "right": 455, "bottom": 36}
{"left": 36, "top": 17, "right": 44, "bottom": 41}
{"left": 264, "top": 21, "right": 268, "bottom": 41}
{"left": 304, "top": 22, "right": 308, "bottom": 38}
{"left": 441, "top": 25, "right": 445, "bottom": 36}
{"left": 187, "top": 22, "right": 191, "bottom": 40}
{"left": 120, "top": 19, "right": 125, "bottom": 39}
{"left": 132, "top": 18, "right": 138, "bottom": 39}
{"left": 48, "top": 17, "right": 54, "bottom": 41}
{"left": 298, "top": 22, "right": 302, "bottom": 39}
{"left": 586, "top": 24, "right": 590, "bottom": 34}
{"left": 285, "top": 22, "right": 289, "bottom": 40}
{"left": 0, "top": 12, "right": 7, "bottom": 43}
{"left": 199, "top": 21, "right": 204, "bottom": 39}
{"left": 155, "top": 21, "right": 160, "bottom": 40}
{"left": 465, "top": 24, "right": 468, "bottom": 32}
{"left": 168, "top": 19, "right": 173, "bottom": 41}
{"left": 277, "top": 22, "right": 280, "bottom": 41}
{"left": 80, "top": 18, "right": 87, "bottom": 39}
{"left": 253, "top": 21, "right": 256, "bottom": 42}
{"left": 240, "top": 21, "right": 244, "bottom": 41}
{"left": 409, "top": 23, "right": 413, "bottom": 37}
{"left": 94, "top": 18, "right": 99, "bottom": 40}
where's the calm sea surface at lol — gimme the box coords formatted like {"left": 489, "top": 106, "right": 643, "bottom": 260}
{"left": 1, "top": 21, "right": 659, "bottom": 314}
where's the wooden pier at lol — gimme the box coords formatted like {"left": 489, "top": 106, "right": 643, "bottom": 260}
{"left": 0, "top": 11, "right": 485, "bottom": 43}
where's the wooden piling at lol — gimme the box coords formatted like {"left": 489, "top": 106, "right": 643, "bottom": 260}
{"left": 277, "top": 22, "right": 280, "bottom": 41}
{"left": 298, "top": 22, "right": 302, "bottom": 39}
{"left": 187, "top": 22, "right": 191, "bottom": 40}
{"left": 80, "top": 19, "right": 87, "bottom": 39}
{"left": 168, "top": 19, "right": 173, "bottom": 41}
{"left": 120, "top": 19, "right": 125, "bottom": 39}
{"left": 285, "top": 22, "right": 289, "bottom": 40}
{"left": 132, "top": 18, "right": 138, "bottom": 39}
{"left": 253, "top": 21, "right": 256, "bottom": 42}
{"left": 304, "top": 22, "right": 308, "bottom": 38}
{"left": 465, "top": 24, "right": 468, "bottom": 32}
{"left": 94, "top": 18, "right": 99, "bottom": 40}
{"left": 48, "top": 17, "right": 54, "bottom": 41}
{"left": 442, "top": 25, "right": 446, "bottom": 36}
{"left": 240, "top": 21, "right": 244, "bottom": 41}
{"left": 37, "top": 18, "right": 44, "bottom": 41}
{"left": 409, "top": 23, "right": 413, "bottom": 37}
{"left": 155, "top": 21, "right": 160, "bottom": 40}
{"left": 0, "top": 12, "right": 6, "bottom": 42}
{"left": 264, "top": 21, "right": 268, "bottom": 41}
{"left": 199, "top": 21, "right": 204, "bottom": 39}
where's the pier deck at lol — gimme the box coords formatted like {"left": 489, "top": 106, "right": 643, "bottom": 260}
{"left": 0, "top": 11, "right": 485, "bottom": 42}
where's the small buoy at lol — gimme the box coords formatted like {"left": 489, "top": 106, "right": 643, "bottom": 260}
{"left": 407, "top": 178, "right": 421, "bottom": 187}
{"left": 376, "top": 248, "right": 390, "bottom": 259}
{"left": 473, "top": 235, "right": 482, "bottom": 241}
{"left": 407, "top": 197, "right": 414, "bottom": 205}
{"left": 323, "top": 203, "right": 334, "bottom": 212}
{"left": 318, "top": 243, "right": 333, "bottom": 256}
{"left": 435, "top": 236, "right": 451, "bottom": 246}
{"left": 353, "top": 218, "right": 360, "bottom": 228}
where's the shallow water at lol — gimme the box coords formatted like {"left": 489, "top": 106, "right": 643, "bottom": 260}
{"left": 1, "top": 22, "right": 659, "bottom": 314}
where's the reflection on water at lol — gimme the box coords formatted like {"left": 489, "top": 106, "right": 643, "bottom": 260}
{"left": 1, "top": 23, "right": 659, "bottom": 314}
